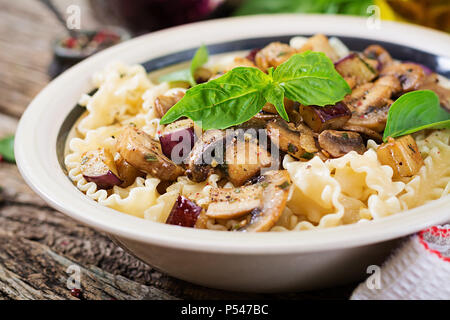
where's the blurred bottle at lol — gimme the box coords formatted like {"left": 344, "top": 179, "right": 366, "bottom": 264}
{"left": 385, "top": 0, "right": 450, "bottom": 32}
{"left": 89, "top": 0, "right": 230, "bottom": 35}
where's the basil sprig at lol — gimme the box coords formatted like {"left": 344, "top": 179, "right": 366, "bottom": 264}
{"left": 0, "top": 135, "right": 15, "bottom": 163}
{"left": 383, "top": 90, "right": 450, "bottom": 142}
{"left": 159, "top": 45, "right": 209, "bottom": 87}
{"left": 160, "top": 51, "right": 351, "bottom": 130}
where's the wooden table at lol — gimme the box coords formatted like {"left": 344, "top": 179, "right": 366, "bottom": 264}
{"left": 0, "top": 0, "right": 357, "bottom": 300}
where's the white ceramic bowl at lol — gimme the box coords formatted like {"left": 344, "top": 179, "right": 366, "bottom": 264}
{"left": 16, "top": 15, "right": 450, "bottom": 293}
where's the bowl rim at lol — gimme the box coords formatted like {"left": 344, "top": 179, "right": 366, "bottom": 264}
{"left": 15, "top": 14, "right": 450, "bottom": 255}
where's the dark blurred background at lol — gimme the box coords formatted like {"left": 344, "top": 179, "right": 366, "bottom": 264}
{"left": 88, "top": 0, "right": 449, "bottom": 34}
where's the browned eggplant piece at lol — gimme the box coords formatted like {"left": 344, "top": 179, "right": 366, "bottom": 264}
{"left": 116, "top": 126, "right": 184, "bottom": 181}
{"left": 159, "top": 119, "right": 195, "bottom": 163}
{"left": 206, "top": 184, "right": 263, "bottom": 219}
{"left": 363, "top": 45, "right": 393, "bottom": 71}
{"left": 239, "top": 170, "right": 291, "bottom": 232}
{"left": 206, "top": 170, "right": 291, "bottom": 232}
{"left": 299, "top": 102, "right": 351, "bottom": 133}
{"left": 376, "top": 135, "right": 424, "bottom": 178}
{"left": 80, "top": 148, "right": 123, "bottom": 189}
{"left": 166, "top": 195, "right": 203, "bottom": 228}
{"left": 115, "top": 155, "right": 145, "bottom": 188}
{"left": 255, "top": 42, "right": 297, "bottom": 70}
{"left": 334, "top": 53, "right": 378, "bottom": 86}
{"left": 318, "top": 130, "right": 366, "bottom": 158}
{"left": 341, "top": 125, "right": 383, "bottom": 143}
{"left": 225, "top": 138, "right": 273, "bottom": 187}
{"left": 418, "top": 73, "right": 450, "bottom": 112}
{"left": 298, "top": 34, "right": 339, "bottom": 61}
{"left": 380, "top": 63, "right": 425, "bottom": 92}
{"left": 186, "top": 129, "right": 234, "bottom": 182}
{"left": 154, "top": 91, "right": 185, "bottom": 118}
{"left": 267, "top": 119, "right": 318, "bottom": 160}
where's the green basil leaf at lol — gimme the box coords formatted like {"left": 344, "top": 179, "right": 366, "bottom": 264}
{"left": 189, "top": 44, "right": 209, "bottom": 86}
{"left": 383, "top": 90, "right": 450, "bottom": 142}
{"left": 158, "top": 69, "right": 191, "bottom": 83}
{"left": 160, "top": 67, "right": 271, "bottom": 130}
{"left": 234, "top": 0, "right": 373, "bottom": 16}
{"left": 158, "top": 45, "right": 209, "bottom": 86}
{"left": 273, "top": 51, "right": 351, "bottom": 106}
{"left": 0, "top": 135, "right": 15, "bottom": 163}
{"left": 263, "top": 84, "right": 289, "bottom": 121}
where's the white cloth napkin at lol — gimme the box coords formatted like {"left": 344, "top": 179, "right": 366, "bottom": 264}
{"left": 351, "top": 225, "right": 450, "bottom": 300}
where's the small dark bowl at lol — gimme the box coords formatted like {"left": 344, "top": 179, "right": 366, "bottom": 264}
{"left": 49, "top": 26, "right": 130, "bottom": 78}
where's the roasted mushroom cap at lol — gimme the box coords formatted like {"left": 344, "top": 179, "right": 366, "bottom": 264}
{"left": 81, "top": 148, "right": 123, "bottom": 190}
{"left": 318, "top": 130, "right": 366, "bottom": 158}
{"left": 116, "top": 126, "right": 184, "bottom": 181}
{"left": 206, "top": 170, "right": 291, "bottom": 232}
{"left": 255, "top": 42, "right": 297, "bottom": 70}
{"left": 376, "top": 135, "right": 424, "bottom": 178}
{"left": 267, "top": 119, "right": 318, "bottom": 160}
{"left": 154, "top": 91, "right": 185, "bottom": 118}
{"left": 380, "top": 63, "right": 425, "bottom": 92}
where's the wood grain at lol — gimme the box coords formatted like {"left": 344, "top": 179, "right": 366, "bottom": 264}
{"left": 0, "top": 0, "right": 356, "bottom": 300}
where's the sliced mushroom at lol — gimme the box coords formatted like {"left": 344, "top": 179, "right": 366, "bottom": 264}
{"left": 207, "top": 184, "right": 264, "bottom": 219}
{"left": 154, "top": 91, "right": 185, "bottom": 118}
{"left": 267, "top": 119, "right": 318, "bottom": 160}
{"left": 240, "top": 170, "right": 291, "bottom": 232}
{"left": 345, "top": 76, "right": 400, "bottom": 132}
{"left": 418, "top": 73, "right": 450, "bottom": 112}
{"left": 341, "top": 125, "right": 383, "bottom": 143}
{"left": 225, "top": 138, "right": 273, "bottom": 186}
{"left": 299, "top": 102, "right": 352, "bottom": 133}
{"left": 115, "top": 155, "right": 145, "bottom": 188}
{"left": 116, "top": 126, "right": 184, "bottom": 181}
{"left": 80, "top": 148, "right": 123, "bottom": 190}
{"left": 298, "top": 34, "right": 339, "bottom": 62}
{"left": 363, "top": 44, "right": 393, "bottom": 70}
{"left": 376, "top": 135, "right": 424, "bottom": 178}
{"left": 238, "top": 112, "right": 278, "bottom": 130}
{"left": 206, "top": 170, "right": 291, "bottom": 232}
{"left": 186, "top": 129, "right": 233, "bottom": 182}
{"left": 380, "top": 62, "right": 425, "bottom": 92}
{"left": 255, "top": 42, "right": 297, "bottom": 70}
{"left": 318, "top": 130, "right": 366, "bottom": 158}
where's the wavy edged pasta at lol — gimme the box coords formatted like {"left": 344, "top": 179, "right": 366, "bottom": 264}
{"left": 65, "top": 61, "right": 450, "bottom": 232}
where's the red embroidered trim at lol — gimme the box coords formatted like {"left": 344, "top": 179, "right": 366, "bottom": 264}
{"left": 418, "top": 227, "right": 450, "bottom": 263}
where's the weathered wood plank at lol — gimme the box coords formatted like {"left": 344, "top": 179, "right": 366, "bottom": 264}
{"left": 0, "top": 235, "right": 177, "bottom": 300}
